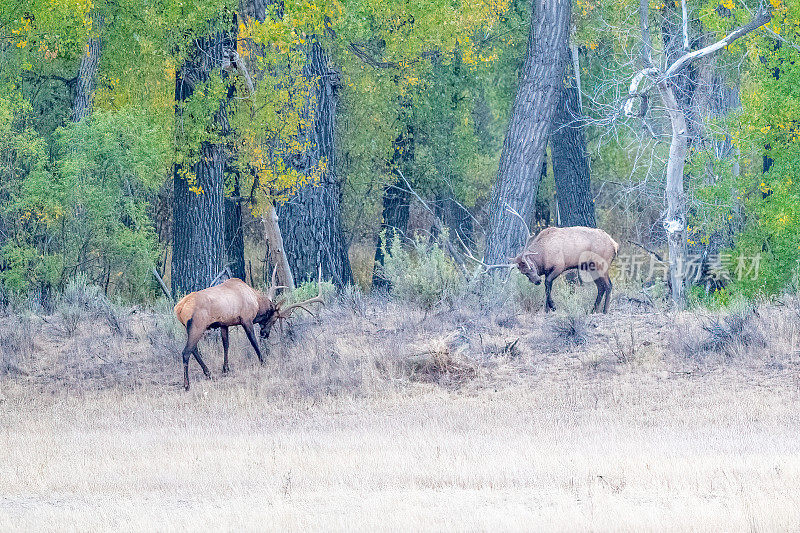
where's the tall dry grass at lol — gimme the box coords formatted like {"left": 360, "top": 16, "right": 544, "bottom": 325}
{"left": 1, "top": 283, "right": 800, "bottom": 530}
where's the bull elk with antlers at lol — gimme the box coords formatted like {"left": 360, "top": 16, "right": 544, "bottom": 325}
{"left": 511, "top": 226, "right": 619, "bottom": 314}
{"left": 174, "top": 268, "right": 323, "bottom": 390}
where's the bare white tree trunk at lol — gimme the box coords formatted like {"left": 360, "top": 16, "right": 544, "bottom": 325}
{"left": 262, "top": 204, "right": 295, "bottom": 290}
{"left": 628, "top": 4, "right": 771, "bottom": 308}
{"left": 657, "top": 79, "right": 688, "bottom": 307}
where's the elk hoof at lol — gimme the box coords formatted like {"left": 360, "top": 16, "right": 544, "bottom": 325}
{"left": 222, "top": 364, "right": 230, "bottom": 374}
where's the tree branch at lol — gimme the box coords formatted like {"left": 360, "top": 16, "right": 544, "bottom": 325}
{"left": 639, "top": 0, "right": 654, "bottom": 67}
{"left": 663, "top": 6, "right": 771, "bottom": 79}
{"left": 347, "top": 42, "right": 441, "bottom": 70}
{"left": 681, "top": 0, "right": 690, "bottom": 51}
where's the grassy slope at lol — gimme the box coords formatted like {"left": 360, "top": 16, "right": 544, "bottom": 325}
{"left": 1, "top": 294, "right": 799, "bottom": 531}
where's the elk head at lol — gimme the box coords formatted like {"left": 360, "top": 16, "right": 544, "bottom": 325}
{"left": 511, "top": 251, "right": 541, "bottom": 285}
{"left": 257, "top": 265, "right": 324, "bottom": 338}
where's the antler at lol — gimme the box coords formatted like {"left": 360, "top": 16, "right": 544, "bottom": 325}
{"left": 266, "top": 265, "right": 287, "bottom": 302}
{"left": 277, "top": 266, "right": 324, "bottom": 319}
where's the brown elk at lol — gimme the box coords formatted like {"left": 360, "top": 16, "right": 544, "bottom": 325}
{"left": 511, "top": 226, "right": 619, "bottom": 313}
{"left": 174, "top": 268, "right": 323, "bottom": 390}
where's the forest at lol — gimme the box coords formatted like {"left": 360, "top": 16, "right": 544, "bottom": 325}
{"left": 4, "top": 1, "right": 800, "bottom": 529}
{"left": 1, "top": 0, "right": 797, "bottom": 309}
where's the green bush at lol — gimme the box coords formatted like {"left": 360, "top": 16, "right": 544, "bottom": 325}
{"left": 0, "top": 102, "right": 166, "bottom": 302}
{"left": 378, "top": 232, "right": 465, "bottom": 310}
{"left": 284, "top": 277, "right": 337, "bottom": 308}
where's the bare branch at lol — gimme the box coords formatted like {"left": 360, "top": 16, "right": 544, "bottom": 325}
{"left": 151, "top": 267, "right": 174, "bottom": 302}
{"left": 624, "top": 68, "right": 658, "bottom": 116}
{"left": 639, "top": 0, "right": 654, "bottom": 67}
{"left": 627, "top": 240, "right": 665, "bottom": 262}
{"left": 663, "top": 6, "right": 771, "bottom": 79}
{"left": 393, "top": 169, "right": 469, "bottom": 277}
{"left": 761, "top": 26, "right": 800, "bottom": 53}
{"left": 681, "top": 0, "right": 690, "bottom": 51}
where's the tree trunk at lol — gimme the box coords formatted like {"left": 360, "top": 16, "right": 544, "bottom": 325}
{"left": 484, "top": 0, "right": 571, "bottom": 264}
{"left": 224, "top": 173, "right": 246, "bottom": 280}
{"left": 373, "top": 124, "right": 414, "bottom": 289}
{"left": 657, "top": 79, "right": 688, "bottom": 308}
{"left": 263, "top": 204, "right": 295, "bottom": 290}
{"left": 172, "top": 143, "right": 226, "bottom": 295}
{"left": 277, "top": 39, "right": 353, "bottom": 287}
{"left": 372, "top": 183, "right": 411, "bottom": 289}
{"left": 72, "top": 15, "right": 103, "bottom": 122}
{"left": 551, "top": 48, "right": 595, "bottom": 228}
{"left": 171, "top": 32, "right": 229, "bottom": 295}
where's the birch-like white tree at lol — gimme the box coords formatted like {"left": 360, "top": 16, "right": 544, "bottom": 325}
{"left": 622, "top": 1, "right": 772, "bottom": 308}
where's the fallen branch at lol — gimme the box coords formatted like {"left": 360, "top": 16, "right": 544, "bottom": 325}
{"left": 627, "top": 240, "right": 665, "bottom": 262}
{"left": 152, "top": 267, "right": 174, "bottom": 302}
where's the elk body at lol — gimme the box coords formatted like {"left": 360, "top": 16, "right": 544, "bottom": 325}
{"left": 512, "top": 226, "right": 619, "bottom": 313}
{"left": 174, "top": 270, "right": 322, "bottom": 390}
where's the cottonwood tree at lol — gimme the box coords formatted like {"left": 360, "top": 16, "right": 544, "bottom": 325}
{"left": 624, "top": 0, "right": 771, "bottom": 307}
{"left": 171, "top": 25, "right": 232, "bottom": 295}
{"left": 484, "top": 0, "right": 571, "bottom": 265}
{"left": 332, "top": 0, "right": 512, "bottom": 281}
{"left": 277, "top": 38, "right": 353, "bottom": 287}
{"left": 551, "top": 43, "right": 595, "bottom": 228}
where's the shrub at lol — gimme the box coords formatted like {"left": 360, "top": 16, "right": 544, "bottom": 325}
{"left": 549, "top": 314, "right": 590, "bottom": 348}
{"left": 700, "top": 307, "right": 765, "bottom": 356}
{"left": 57, "top": 274, "right": 130, "bottom": 336}
{"left": 512, "top": 269, "right": 541, "bottom": 312}
{"left": 378, "top": 232, "right": 465, "bottom": 310}
{"left": 0, "top": 315, "right": 36, "bottom": 376}
{"left": 284, "top": 278, "right": 337, "bottom": 307}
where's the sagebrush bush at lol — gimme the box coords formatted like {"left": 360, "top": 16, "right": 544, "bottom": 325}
{"left": 549, "top": 314, "right": 590, "bottom": 348}
{"left": 58, "top": 274, "right": 130, "bottom": 336}
{"left": 0, "top": 315, "right": 36, "bottom": 375}
{"left": 378, "top": 233, "right": 465, "bottom": 310}
{"left": 283, "top": 278, "right": 337, "bottom": 307}
{"left": 512, "top": 269, "right": 541, "bottom": 312}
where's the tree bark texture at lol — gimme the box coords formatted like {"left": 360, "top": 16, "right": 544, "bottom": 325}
{"left": 72, "top": 16, "right": 103, "bottom": 122}
{"left": 263, "top": 203, "right": 295, "bottom": 290}
{"left": 277, "top": 39, "right": 353, "bottom": 287}
{"left": 657, "top": 79, "right": 689, "bottom": 308}
{"left": 172, "top": 143, "right": 226, "bottom": 295}
{"left": 484, "top": 0, "right": 571, "bottom": 264}
{"left": 171, "top": 32, "right": 230, "bottom": 295}
{"left": 224, "top": 173, "right": 246, "bottom": 280}
{"left": 551, "top": 49, "right": 595, "bottom": 228}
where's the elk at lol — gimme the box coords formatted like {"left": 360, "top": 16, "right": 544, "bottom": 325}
{"left": 174, "top": 268, "right": 323, "bottom": 390}
{"left": 511, "top": 226, "right": 619, "bottom": 314}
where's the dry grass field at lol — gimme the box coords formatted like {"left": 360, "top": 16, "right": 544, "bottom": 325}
{"left": 2, "top": 286, "right": 800, "bottom": 531}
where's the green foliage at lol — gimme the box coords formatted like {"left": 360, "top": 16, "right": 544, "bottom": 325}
{"left": 0, "top": 103, "right": 166, "bottom": 299}
{"left": 695, "top": 0, "right": 800, "bottom": 298}
{"left": 378, "top": 232, "right": 465, "bottom": 310}
{"left": 336, "top": 0, "right": 516, "bottom": 241}
{"left": 284, "top": 278, "right": 337, "bottom": 307}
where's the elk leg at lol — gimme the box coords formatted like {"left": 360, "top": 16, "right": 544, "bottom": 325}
{"left": 181, "top": 321, "right": 204, "bottom": 391}
{"left": 544, "top": 277, "right": 555, "bottom": 313}
{"left": 220, "top": 326, "right": 230, "bottom": 373}
{"left": 242, "top": 321, "right": 264, "bottom": 364}
{"left": 182, "top": 347, "right": 192, "bottom": 391}
{"left": 603, "top": 277, "right": 613, "bottom": 314}
{"left": 592, "top": 278, "right": 606, "bottom": 313}
{"left": 193, "top": 347, "right": 211, "bottom": 379}
{"left": 544, "top": 270, "right": 562, "bottom": 312}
